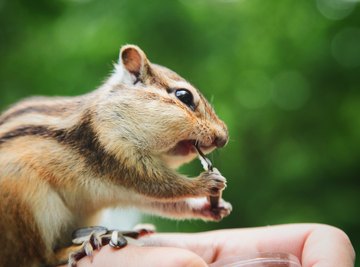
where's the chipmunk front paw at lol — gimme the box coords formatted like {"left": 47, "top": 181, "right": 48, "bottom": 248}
{"left": 62, "top": 225, "right": 155, "bottom": 267}
{"left": 204, "top": 198, "right": 232, "bottom": 221}
{"left": 198, "top": 168, "right": 227, "bottom": 196}
{"left": 188, "top": 197, "right": 232, "bottom": 221}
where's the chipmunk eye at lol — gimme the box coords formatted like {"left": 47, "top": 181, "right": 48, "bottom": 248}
{"left": 175, "top": 89, "right": 195, "bottom": 111}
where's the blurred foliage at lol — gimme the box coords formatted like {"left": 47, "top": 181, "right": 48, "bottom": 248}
{"left": 0, "top": 0, "right": 359, "bottom": 263}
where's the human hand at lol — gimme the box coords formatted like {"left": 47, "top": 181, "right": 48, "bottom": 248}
{"left": 71, "top": 223, "right": 354, "bottom": 267}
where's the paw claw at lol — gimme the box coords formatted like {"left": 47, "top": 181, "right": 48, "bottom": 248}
{"left": 109, "top": 231, "right": 128, "bottom": 248}
{"left": 83, "top": 241, "right": 94, "bottom": 260}
{"left": 89, "top": 232, "right": 102, "bottom": 250}
{"left": 67, "top": 226, "right": 129, "bottom": 266}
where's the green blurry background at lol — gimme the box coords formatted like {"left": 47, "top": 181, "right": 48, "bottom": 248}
{"left": 0, "top": 0, "right": 359, "bottom": 263}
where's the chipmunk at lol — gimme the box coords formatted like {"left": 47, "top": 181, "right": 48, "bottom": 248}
{"left": 0, "top": 45, "right": 232, "bottom": 266}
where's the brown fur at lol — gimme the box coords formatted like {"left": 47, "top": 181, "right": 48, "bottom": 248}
{"left": 0, "top": 45, "right": 231, "bottom": 266}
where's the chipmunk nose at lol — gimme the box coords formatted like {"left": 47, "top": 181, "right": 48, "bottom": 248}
{"left": 214, "top": 134, "right": 228, "bottom": 148}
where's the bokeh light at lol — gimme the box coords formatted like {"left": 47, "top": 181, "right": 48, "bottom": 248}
{"left": 316, "top": 0, "right": 356, "bottom": 20}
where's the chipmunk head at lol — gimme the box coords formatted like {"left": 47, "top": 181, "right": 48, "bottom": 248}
{"left": 99, "top": 45, "right": 228, "bottom": 169}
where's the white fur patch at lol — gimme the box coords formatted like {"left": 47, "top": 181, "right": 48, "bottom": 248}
{"left": 108, "top": 63, "right": 136, "bottom": 87}
{"left": 186, "top": 197, "right": 208, "bottom": 209}
{"left": 31, "top": 182, "right": 73, "bottom": 251}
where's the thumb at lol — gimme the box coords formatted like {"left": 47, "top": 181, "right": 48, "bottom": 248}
{"left": 76, "top": 244, "right": 208, "bottom": 267}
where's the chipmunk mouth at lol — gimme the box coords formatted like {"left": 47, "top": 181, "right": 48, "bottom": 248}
{"left": 169, "top": 140, "right": 215, "bottom": 156}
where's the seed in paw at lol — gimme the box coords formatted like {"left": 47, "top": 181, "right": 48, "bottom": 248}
{"left": 210, "top": 187, "right": 219, "bottom": 195}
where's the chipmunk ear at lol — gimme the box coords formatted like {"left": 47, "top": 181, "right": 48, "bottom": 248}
{"left": 119, "top": 45, "right": 149, "bottom": 83}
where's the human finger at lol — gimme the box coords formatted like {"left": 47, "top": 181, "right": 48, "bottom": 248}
{"left": 75, "top": 244, "right": 208, "bottom": 267}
